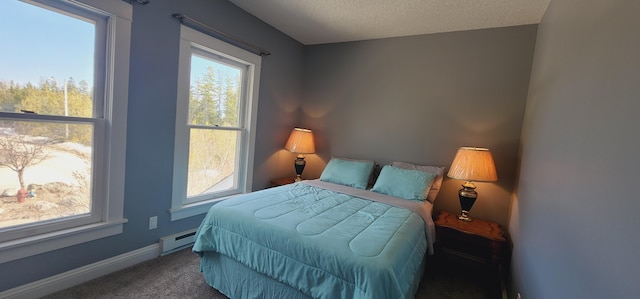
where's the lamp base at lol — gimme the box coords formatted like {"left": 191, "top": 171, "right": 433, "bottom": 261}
{"left": 458, "top": 181, "right": 477, "bottom": 222}
{"left": 458, "top": 210, "right": 473, "bottom": 222}
{"left": 294, "top": 154, "right": 306, "bottom": 182}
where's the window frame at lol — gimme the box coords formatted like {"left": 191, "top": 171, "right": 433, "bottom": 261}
{"left": 0, "top": 0, "right": 131, "bottom": 263}
{"left": 170, "top": 25, "right": 261, "bottom": 221}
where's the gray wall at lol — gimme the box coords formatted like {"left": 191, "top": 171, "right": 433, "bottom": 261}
{"left": 0, "top": 0, "right": 303, "bottom": 291}
{"left": 511, "top": 0, "right": 640, "bottom": 298}
{"left": 301, "top": 26, "right": 537, "bottom": 226}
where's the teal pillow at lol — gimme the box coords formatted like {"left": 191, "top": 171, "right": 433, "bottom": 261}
{"left": 371, "top": 165, "right": 437, "bottom": 201}
{"left": 320, "top": 158, "right": 375, "bottom": 189}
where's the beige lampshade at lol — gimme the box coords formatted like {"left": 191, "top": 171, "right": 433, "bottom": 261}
{"left": 284, "top": 128, "right": 316, "bottom": 154}
{"left": 447, "top": 147, "right": 498, "bottom": 182}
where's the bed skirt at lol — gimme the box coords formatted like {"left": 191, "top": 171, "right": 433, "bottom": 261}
{"left": 200, "top": 251, "right": 427, "bottom": 299}
{"left": 201, "top": 251, "right": 312, "bottom": 298}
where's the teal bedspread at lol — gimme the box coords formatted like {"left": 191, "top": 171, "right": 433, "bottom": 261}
{"left": 193, "top": 181, "right": 430, "bottom": 299}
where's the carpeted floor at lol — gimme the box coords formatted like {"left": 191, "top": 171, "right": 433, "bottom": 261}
{"left": 43, "top": 247, "right": 501, "bottom": 299}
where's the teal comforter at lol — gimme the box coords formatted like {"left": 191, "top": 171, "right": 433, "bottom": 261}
{"left": 193, "top": 181, "right": 432, "bottom": 299}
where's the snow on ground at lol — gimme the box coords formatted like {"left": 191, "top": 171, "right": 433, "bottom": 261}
{"left": 0, "top": 142, "right": 90, "bottom": 192}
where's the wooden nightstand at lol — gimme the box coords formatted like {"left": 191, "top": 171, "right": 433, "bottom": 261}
{"left": 269, "top": 176, "right": 298, "bottom": 187}
{"left": 434, "top": 210, "right": 507, "bottom": 266}
{"left": 435, "top": 210, "right": 509, "bottom": 299}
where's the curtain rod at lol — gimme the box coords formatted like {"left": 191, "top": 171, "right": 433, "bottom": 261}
{"left": 124, "top": 0, "right": 150, "bottom": 4}
{"left": 172, "top": 13, "right": 271, "bottom": 56}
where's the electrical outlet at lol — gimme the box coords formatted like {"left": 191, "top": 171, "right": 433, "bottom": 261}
{"left": 149, "top": 216, "right": 158, "bottom": 230}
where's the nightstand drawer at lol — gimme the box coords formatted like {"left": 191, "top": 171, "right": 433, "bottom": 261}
{"left": 436, "top": 226, "right": 506, "bottom": 264}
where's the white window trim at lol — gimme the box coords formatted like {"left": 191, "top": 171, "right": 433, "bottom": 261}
{"left": 0, "top": 0, "right": 131, "bottom": 263}
{"left": 170, "top": 26, "right": 261, "bottom": 221}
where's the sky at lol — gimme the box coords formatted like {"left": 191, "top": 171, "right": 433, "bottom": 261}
{"left": 0, "top": 1, "right": 95, "bottom": 87}
{"left": 0, "top": 1, "right": 241, "bottom": 91}
{"left": 191, "top": 54, "right": 241, "bottom": 86}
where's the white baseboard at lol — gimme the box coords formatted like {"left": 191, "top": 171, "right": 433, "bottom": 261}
{"left": 0, "top": 243, "right": 161, "bottom": 299}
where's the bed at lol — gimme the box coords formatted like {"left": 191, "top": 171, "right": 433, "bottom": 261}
{"left": 193, "top": 158, "right": 445, "bottom": 299}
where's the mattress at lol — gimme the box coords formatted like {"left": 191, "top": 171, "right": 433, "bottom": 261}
{"left": 193, "top": 180, "right": 435, "bottom": 299}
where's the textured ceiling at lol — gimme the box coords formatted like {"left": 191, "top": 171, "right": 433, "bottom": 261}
{"left": 229, "top": 0, "right": 550, "bottom": 45}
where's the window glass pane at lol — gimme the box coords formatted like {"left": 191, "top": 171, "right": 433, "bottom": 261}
{"left": 0, "top": 120, "right": 93, "bottom": 230}
{"left": 189, "top": 53, "right": 242, "bottom": 127}
{"left": 0, "top": 1, "right": 95, "bottom": 117}
{"left": 186, "top": 128, "right": 238, "bottom": 197}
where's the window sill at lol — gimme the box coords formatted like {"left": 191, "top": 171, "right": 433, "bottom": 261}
{"left": 169, "top": 196, "right": 235, "bottom": 221}
{"left": 0, "top": 219, "right": 128, "bottom": 264}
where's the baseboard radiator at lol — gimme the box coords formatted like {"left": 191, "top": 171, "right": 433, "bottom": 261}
{"left": 160, "top": 228, "right": 198, "bottom": 256}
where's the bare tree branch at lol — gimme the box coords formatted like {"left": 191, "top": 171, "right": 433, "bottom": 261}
{"left": 0, "top": 135, "right": 52, "bottom": 189}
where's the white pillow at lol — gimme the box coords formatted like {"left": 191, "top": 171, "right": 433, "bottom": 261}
{"left": 390, "top": 161, "right": 445, "bottom": 203}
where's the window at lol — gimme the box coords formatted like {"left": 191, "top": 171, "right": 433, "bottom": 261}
{"left": 171, "top": 26, "right": 261, "bottom": 220}
{"left": 0, "top": 0, "right": 131, "bottom": 262}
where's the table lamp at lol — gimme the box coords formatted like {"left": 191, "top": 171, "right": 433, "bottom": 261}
{"left": 284, "top": 128, "right": 315, "bottom": 181}
{"left": 447, "top": 147, "right": 498, "bottom": 221}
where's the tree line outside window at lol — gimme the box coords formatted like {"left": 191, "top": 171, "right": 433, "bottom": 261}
{"left": 186, "top": 61, "right": 242, "bottom": 197}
